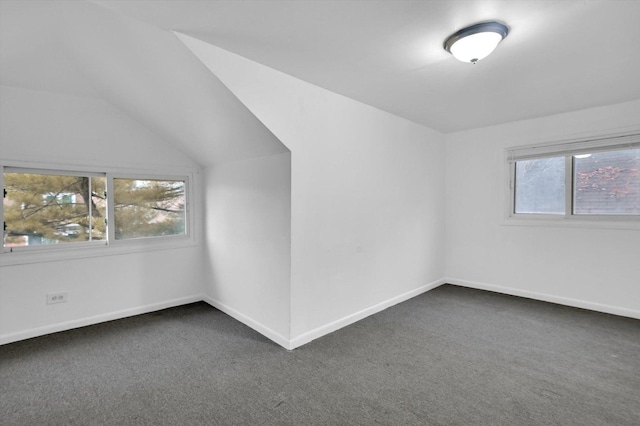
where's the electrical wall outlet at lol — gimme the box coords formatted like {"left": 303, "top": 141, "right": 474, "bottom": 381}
{"left": 46, "top": 292, "right": 68, "bottom": 304}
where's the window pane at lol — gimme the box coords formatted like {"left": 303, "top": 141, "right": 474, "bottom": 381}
{"left": 574, "top": 149, "right": 640, "bottom": 215}
{"left": 113, "top": 178, "right": 186, "bottom": 240}
{"left": 3, "top": 172, "right": 106, "bottom": 247}
{"left": 515, "top": 157, "right": 565, "bottom": 214}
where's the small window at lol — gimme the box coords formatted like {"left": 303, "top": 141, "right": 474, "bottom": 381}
{"left": 3, "top": 169, "right": 106, "bottom": 248}
{"left": 507, "top": 133, "right": 640, "bottom": 223}
{"left": 113, "top": 178, "right": 187, "bottom": 240}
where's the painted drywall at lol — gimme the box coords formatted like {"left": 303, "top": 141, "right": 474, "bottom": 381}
{"left": 0, "top": 86, "right": 196, "bottom": 169}
{"left": 445, "top": 99, "right": 640, "bottom": 318}
{"left": 177, "top": 34, "right": 446, "bottom": 347}
{"left": 0, "top": 0, "right": 288, "bottom": 167}
{"left": 0, "top": 248, "right": 203, "bottom": 344}
{"left": 0, "top": 86, "right": 204, "bottom": 343}
{"left": 203, "top": 153, "right": 292, "bottom": 346}
{"left": 286, "top": 104, "right": 446, "bottom": 345}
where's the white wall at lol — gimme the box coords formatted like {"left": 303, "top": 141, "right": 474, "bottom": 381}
{"left": 178, "top": 35, "right": 447, "bottom": 348}
{"left": 0, "top": 87, "right": 204, "bottom": 344}
{"left": 203, "top": 153, "right": 292, "bottom": 347}
{"left": 286, "top": 96, "right": 446, "bottom": 346}
{"left": 0, "top": 86, "right": 195, "bottom": 169}
{"left": 445, "top": 99, "right": 640, "bottom": 318}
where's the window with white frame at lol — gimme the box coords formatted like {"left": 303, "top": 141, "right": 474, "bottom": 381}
{"left": 2, "top": 166, "right": 190, "bottom": 254}
{"left": 506, "top": 133, "right": 640, "bottom": 221}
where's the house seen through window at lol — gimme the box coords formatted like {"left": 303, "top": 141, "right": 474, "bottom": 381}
{"left": 508, "top": 134, "right": 640, "bottom": 220}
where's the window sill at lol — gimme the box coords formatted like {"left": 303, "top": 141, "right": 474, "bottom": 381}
{"left": 500, "top": 214, "right": 640, "bottom": 231}
{"left": 0, "top": 236, "right": 197, "bottom": 267}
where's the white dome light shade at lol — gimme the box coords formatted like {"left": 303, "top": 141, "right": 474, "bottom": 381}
{"left": 449, "top": 32, "right": 503, "bottom": 63}
{"left": 444, "top": 21, "right": 509, "bottom": 64}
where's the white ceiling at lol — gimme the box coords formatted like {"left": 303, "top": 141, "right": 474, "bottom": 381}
{"left": 2, "top": 0, "right": 640, "bottom": 135}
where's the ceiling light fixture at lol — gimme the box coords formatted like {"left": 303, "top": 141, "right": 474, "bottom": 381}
{"left": 444, "top": 21, "right": 509, "bottom": 64}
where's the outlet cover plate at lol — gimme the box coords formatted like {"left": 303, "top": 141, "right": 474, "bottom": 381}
{"left": 46, "top": 292, "right": 68, "bottom": 304}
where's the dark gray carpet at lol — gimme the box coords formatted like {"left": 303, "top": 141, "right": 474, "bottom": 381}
{"left": 1, "top": 284, "right": 639, "bottom": 425}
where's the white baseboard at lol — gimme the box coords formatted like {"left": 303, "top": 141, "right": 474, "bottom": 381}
{"left": 289, "top": 278, "right": 447, "bottom": 350}
{"left": 8, "top": 277, "right": 630, "bottom": 349}
{"left": 201, "top": 296, "right": 292, "bottom": 350}
{"left": 445, "top": 278, "right": 640, "bottom": 320}
{"left": 0, "top": 295, "right": 203, "bottom": 346}
{"left": 0, "top": 279, "right": 446, "bottom": 350}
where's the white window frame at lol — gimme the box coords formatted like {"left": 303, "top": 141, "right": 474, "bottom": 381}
{"left": 1, "top": 160, "right": 196, "bottom": 266}
{"left": 503, "top": 132, "right": 640, "bottom": 229}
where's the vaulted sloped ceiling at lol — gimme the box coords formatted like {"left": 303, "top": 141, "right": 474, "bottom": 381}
{"left": 2, "top": 0, "right": 639, "bottom": 166}
{"left": 0, "top": 0, "right": 288, "bottom": 166}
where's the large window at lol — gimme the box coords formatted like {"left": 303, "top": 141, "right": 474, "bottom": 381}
{"left": 2, "top": 166, "right": 191, "bottom": 256}
{"left": 507, "top": 133, "right": 640, "bottom": 222}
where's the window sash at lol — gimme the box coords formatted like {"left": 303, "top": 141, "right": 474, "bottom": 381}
{"left": 110, "top": 177, "right": 188, "bottom": 242}
{"left": 3, "top": 170, "right": 107, "bottom": 252}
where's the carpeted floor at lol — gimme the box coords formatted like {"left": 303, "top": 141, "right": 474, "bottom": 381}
{"left": 1, "top": 284, "right": 639, "bottom": 425}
